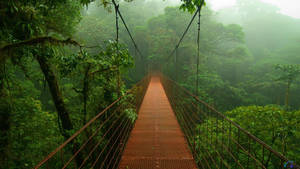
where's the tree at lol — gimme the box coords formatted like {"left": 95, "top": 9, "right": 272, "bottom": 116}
{"left": 226, "top": 105, "right": 300, "bottom": 166}
{"left": 275, "top": 64, "right": 300, "bottom": 108}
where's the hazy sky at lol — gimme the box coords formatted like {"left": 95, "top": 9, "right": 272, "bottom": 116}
{"left": 208, "top": 0, "right": 300, "bottom": 18}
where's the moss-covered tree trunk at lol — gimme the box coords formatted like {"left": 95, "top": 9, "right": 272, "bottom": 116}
{"left": 36, "top": 53, "right": 85, "bottom": 166}
{"left": 285, "top": 80, "right": 291, "bottom": 108}
{"left": 0, "top": 62, "right": 10, "bottom": 165}
{"left": 83, "top": 64, "right": 91, "bottom": 125}
{"left": 36, "top": 54, "right": 73, "bottom": 133}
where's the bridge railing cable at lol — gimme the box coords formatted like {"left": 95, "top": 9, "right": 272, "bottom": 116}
{"left": 34, "top": 75, "right": 151, "bottom": 169}
{"left": 165, "top": 8, "right": 200, "bottom": 63}
{"left": 160, "top": 74, "right": 299, "bottom": 169}
{"left": 112, "top": 0, "right": 144, "bottom": 60}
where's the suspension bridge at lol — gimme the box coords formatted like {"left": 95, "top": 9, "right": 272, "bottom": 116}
{"left": 33, "top": 1, "right": 298, "bottom": 169}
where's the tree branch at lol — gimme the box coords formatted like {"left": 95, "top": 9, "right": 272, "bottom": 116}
{"left": 88, "top": 66, "right": 119, "bottom": 76}
{"left": 73, "top": 87, "right": 83, "bottom": 94}
{"left": 0, "top": 36, "right": 81, "bottom": 52}
{"left": 0, "top": 36, "right": 82, "bottom": 62}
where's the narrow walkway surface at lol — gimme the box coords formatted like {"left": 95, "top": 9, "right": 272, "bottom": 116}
{"left": 118, "top": 76, "right": 197, "bottom": 169}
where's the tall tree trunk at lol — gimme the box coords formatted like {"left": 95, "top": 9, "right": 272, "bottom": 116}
{"left": 83, "top": 64, "right": 91, "bottom": 125}
{"left": 36, "top": 54, "right": 84, "bottom": 166}
{"left": 264, "top": 134, "right": 278, "bottom": 168}
{"left": 117, "top": 68, "right": 121, "bottom": 97}
{"left": 0, "top": 62, "right": 10, "bottom": 166}
{"left": 36, "top": 55, "right": 73, "bottom": 134}
{"left": 0, "top": 63, "right": 4, "bottom": 95}
{"left": 285, "top": 80, "right": 291, "bottom": 108}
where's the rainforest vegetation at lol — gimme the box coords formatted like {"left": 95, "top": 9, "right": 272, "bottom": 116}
{"left": 0, "top": 0, "right": 299, "bottom": 168}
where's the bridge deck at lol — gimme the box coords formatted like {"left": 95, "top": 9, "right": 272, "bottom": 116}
{"left": 118, "top": 76, "right": 197, "bottom": 169}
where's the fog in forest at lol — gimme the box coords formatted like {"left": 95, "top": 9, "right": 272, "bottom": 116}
{"left": 77, "top": 0, "right": 300, "bottom": 109}
{"left": 0, "top": 0, "right": 299, "bottom": 168}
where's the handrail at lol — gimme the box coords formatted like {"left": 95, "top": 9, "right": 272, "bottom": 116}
{"left": 34, "top": 97, "right": 122, "bottom": 169}
{"left": 162, "top": 74, "right": 290, "bottom": 161}
{"left": 34, "top": 74, "right": 151, "bottom": 169}
{"left": 160, "top": 73, "right": 299, "bottom": 169}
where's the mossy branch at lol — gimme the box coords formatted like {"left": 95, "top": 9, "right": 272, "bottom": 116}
{"left": 0, "top": 36, "right": 82, "bottom": 62}
{"left": 0, "top": 36, "right": 81, "bottom": 51}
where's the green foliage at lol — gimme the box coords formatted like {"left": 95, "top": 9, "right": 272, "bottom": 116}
{"left": 0, "top": 0, "right": 82, "bottom": 42}
{"left": 0, "top": 0, "right": 137, "bottom": 167}
{"left": 0, "top": 63, "right": 64, "bottom": 168}
{"left": 274, "top": 64, "right": 300, "bottom": 107}
{"left": 180, "top": 0, "right": 206, "bottom": 13}
{"left": 227, "top": 105, "right": 300, "bottom": 163}
{"left": 58, "top": 41, "right": 133, "bottom": 77}
{"left": 192, "top": 105, "right": 300, "bottom": 168}
{"left": 1, "top": 0, "right": 300, "bottom": 167}
{"left": 8, "top": 98, "right": 63, "bottom": 168}
{"left": 124, "top": 108, "right": 138, "bottom": 123}
{"left": 275, "top": 64, "right": 300, "bottom": 83}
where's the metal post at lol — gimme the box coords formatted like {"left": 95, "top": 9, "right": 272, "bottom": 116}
{"left": 175, "top": 46, "right": 178, "bottom": 81}
{"left": 196, "top": 5, "right": 201, "bottom": 97}
{"left": 113, "top": 1, "right": 121, "bottom": 97}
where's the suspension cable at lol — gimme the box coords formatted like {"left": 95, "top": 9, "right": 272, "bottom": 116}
{"left": 111, "top": 0, "right": 144, "bottom": 60}
{"left": 113, "top": 2, "right": 121, "bottom": 97}
{"left": 114, "top": 3, "right": 119, "bottom": 44}
{"left": 175, "top": 48, "right": 178, "bottom": 81}
{"left": 196, "top": 3, "right": 203, "bottom": 96}
{"left": 165, "top": 8, "right": 200, "bottom": 62}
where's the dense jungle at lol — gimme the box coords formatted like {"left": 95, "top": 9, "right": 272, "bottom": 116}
{"left": 0, "top": 0, "right": 299, "bottom": 168}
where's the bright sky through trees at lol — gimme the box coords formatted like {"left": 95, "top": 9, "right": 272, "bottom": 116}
{"left": 208, "top": 0, "right": 300, "bottom": 18}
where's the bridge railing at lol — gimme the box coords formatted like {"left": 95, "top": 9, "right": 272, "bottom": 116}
{"left": 34, "top": 75, "right": 150, "bottom": 169}
{"left": 160, "top": 74, "right": 298, "bottom": 169}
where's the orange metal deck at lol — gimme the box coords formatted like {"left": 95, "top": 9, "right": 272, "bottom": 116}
{"left": 118, "top": 76, "right": 197, "bottom": 169}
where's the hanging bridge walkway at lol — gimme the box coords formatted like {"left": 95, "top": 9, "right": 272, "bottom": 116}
{"left": 34, "top": 74, "right": 298, "bottom": 169}
{"left": 118, "top": 76, "right": 197, "bottom": 169}
{"left": 34, "top": 1, "right": 298, "bottom": 168}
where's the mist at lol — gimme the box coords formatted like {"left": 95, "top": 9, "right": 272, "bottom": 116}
{"left": 0, "top": 0, "right": 299, "bottom": 168}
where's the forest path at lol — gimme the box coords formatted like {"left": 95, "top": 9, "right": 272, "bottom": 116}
{"left": 118, "top": 76, "right": 197, "bottom": 169}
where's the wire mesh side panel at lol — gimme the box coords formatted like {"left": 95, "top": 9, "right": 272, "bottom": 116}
{"left": 160, "top": 75, "right": 298, "bottom": 169}
{"left": 34, "top": 75, "right": 151, "bottom": 169}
